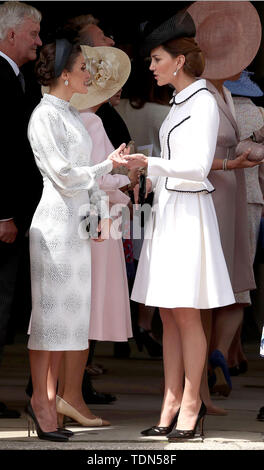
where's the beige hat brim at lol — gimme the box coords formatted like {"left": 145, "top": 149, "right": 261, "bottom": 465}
{"left": 70, "top": 46, "right": 131, "bottom": 110}
{"left": 188, "top": 1, "right": 261, "bottom": 80}
{"left": 42, "top": 46, "right": 131, "bottom": 109}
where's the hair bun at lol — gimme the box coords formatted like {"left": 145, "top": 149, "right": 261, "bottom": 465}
{"left": 35, "top": 44, "right": 56, "bottom": 86}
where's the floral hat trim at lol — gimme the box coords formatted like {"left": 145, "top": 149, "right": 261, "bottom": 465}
{"left": 70, "top": 45, "right": 131, "bottom": 110}
{"left": 81, "top": 46, "right": 120, "bottom": 91}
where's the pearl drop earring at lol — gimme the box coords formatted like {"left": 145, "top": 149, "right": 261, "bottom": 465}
{"left": 64, "top": 79, "right": 69, "bottom": 86}
{"left": 173, "top": 69, "right": 178, "bottom": 77}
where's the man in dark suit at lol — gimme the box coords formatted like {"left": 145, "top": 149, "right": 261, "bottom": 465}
{"left": 0, "top": 1, "right": 42, "bottom": 418}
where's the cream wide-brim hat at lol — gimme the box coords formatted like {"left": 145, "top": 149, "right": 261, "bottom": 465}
{"left": 187, "top": 1, "right": 262, "bottom": 80}
{"left": 70, "top": 45, "right": 131, "bottom": 110}
{"left": 42, "top": 45, "right": 131, "bottom": 109}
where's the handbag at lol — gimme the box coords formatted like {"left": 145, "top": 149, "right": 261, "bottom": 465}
{"left": 130, "top": 173, "right": 154, "bottom": 228}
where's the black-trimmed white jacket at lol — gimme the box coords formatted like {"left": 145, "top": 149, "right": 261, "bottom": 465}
{"left": 147, "top": 79, "right": 219, "bottom": 194}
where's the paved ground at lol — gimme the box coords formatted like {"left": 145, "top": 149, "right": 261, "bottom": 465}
{"left": 0, "top": 335, "right": 263, "bottom": 463}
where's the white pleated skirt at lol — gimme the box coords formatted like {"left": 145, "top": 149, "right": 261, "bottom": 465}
{"left": 131, "top": 178, "right": 235, "bottom": 310}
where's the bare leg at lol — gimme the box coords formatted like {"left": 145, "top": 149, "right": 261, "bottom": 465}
{"left": 175, "top": 308, "right": 207, "bottom": 431}
{"left": 57, "top": 352, "right": 65, "bottom": 398}
{"left": 29, "top": 349, "right": 57, "bottom": 432}
{"left": 228, "top": 323, "right": 247, "bottom": 366}
{"left": 58, "top": 349, "right": 109, "bottom": 425}
{"left": 158, "top": 308, "right": 183, "bottom": 427}
{"left": 228, "top": 325, "right": 241, "bottom": 367}
{"left": 211, "top": 304, "right": 244, "bottom": 359}
{"left": 47, "top": 351, "right": 64, "bottom": 426}
{"left": 236, "top": 324, "right": 248, "bottom": 364}
{"left": 200, "top": 309, "right": 227, "bottom": 415}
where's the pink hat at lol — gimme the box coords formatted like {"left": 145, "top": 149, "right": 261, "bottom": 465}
{"left": 187, "top": 1, "right": 261, "bottom": 80}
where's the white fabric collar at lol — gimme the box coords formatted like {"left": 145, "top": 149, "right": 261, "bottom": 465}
{"left": 170, "top": 79, "right": 207, "bottom": 105}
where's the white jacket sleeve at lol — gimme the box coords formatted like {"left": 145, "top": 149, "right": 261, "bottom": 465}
{"left": 147, "top": 94, "right": 219, "bottom": 182}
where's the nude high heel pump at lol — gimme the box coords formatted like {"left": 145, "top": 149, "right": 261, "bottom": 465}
{"left": 56, "top": 395, "right": 110, "bottom": 427}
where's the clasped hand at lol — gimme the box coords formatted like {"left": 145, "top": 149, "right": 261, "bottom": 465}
{"left": 230, "top": 147, "right": 264, "bottom": 169}
{"left": 123, "top": 153, "right": 148, "bottom": 170}
{"left": 107, "top": 143, "right": 148, "bottom": 169}
{"left": 107, "top": 143, "right": 129, "bottom": 167}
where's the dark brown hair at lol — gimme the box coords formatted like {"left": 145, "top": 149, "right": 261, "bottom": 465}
{"left": 35, "top": 42, "right": 81, "bottom": 86}
{"left": 162, "top": 37, "right": 205, "bottom": 78}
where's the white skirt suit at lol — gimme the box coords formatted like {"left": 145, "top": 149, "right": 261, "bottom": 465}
{"left": 131, "top": 79, "right": 235, "bottom": 310}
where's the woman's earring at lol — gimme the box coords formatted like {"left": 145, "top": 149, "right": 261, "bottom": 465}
{"left": 64, "top": 80, "right": 69, "bottom": 86}
{"left": 173, "top": 69, "right": 178, "bottom": 77}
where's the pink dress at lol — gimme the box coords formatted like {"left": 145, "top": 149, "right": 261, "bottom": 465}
{"left": 80, "top": 111, "right": 133, "bottom": 341}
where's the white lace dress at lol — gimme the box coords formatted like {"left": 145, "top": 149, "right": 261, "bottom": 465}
{"left": 27, "top": 94, "right": 112, "bottom": 351}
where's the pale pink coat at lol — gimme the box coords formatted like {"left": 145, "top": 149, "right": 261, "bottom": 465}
{"left": 80, "top": 111, "right": 133, "bottom": 341}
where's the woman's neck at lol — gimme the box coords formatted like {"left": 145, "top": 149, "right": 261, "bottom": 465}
{"left": 209, "top": 79, "right": 226, "bottom": 99}
{"left": 172, "top": 72, "right": 196, "bottom": 94}
{"left": 49, "top": 83, "right": 73, "bottom": 102}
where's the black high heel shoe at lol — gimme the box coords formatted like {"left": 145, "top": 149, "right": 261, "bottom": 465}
{"left": 141, "top": 408, "right": 180, "bottom": 436}
{"left": 135, "top": 327, "right": 163, "bottom": 358}
{"left": 25, "top": 402, "right": 69, "bottom": 442}
{"left": 57, "top": 427, "right": 74, "bottom": 437}
{"left": 167, "top": 402, "right": 207, "bottom": 441}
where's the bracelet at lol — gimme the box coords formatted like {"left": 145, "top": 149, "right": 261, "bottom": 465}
{"left": 223, "top": 158, "right": 228, "bottom": 171}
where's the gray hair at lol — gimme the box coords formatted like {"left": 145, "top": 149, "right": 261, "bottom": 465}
{"left": 0, "top": 1, "right": 42, "bottom": 41}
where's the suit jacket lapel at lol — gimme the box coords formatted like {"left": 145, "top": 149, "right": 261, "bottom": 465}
{"left": 0, "top": 55, "right": 25, "bottom": 97}
{"left": 0, "top": 55, "right": 16, "bottom": 76}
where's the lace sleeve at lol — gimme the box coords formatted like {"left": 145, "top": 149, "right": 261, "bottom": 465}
{"left": 28, "top": 105, "right": 112, "bottom": 197}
